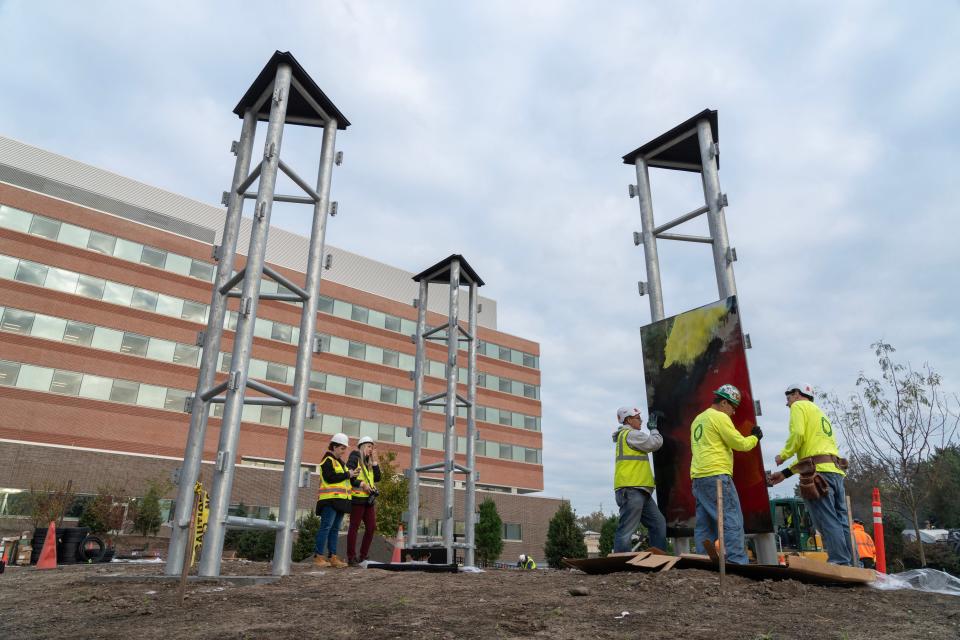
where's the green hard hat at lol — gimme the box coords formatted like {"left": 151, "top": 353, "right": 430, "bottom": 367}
{"left": 713, "top": 384, "right": 742, "bottom": 407}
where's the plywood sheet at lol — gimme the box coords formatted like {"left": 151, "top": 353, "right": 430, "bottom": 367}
{"left": 640, "top": 296, "right": 772, "bottom": 536}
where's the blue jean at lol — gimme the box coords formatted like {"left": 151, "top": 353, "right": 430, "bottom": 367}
{"left": 613, "top": 487, "right": 667, "bottom": 552}
{"left": 692, "top": 475, "right": 749, "bottom": 564}
{"left": 803, "top": 471, "right": 852, "bottom": 566}
{"left": 315, "top": 505, "right": 345, "bottom": 557}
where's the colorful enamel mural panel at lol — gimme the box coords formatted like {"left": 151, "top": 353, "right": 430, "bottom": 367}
{"left": 640, "top": 296, "right": 772, "bottom": 536}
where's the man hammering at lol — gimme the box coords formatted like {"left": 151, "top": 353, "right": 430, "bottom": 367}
{"left": 767, "top": 383, "right": 852, "bottom": 566}
{"left": 612, "top": 406, "right": 668, "bottom": 553}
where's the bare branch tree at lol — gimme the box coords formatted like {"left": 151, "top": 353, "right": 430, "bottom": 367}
{"left": 825, "top": 341, "right": 959, "bottom": 566}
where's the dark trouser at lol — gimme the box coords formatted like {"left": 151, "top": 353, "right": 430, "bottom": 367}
{"left": 347, "top": 501, "right": 377, "bottom": 562}
{"left": 802, "top": 471, "right": 852, "bottom": 566}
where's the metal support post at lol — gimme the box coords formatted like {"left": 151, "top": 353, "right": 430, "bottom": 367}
{"left": 199, "top": 63, "right": 293, "bottom": 577}
{"left": 406, "top": 256, "right": 483, "bottom": 566}
{"left": 406, "top": 280, "right": 429, "bottom": 548}
{"left": 440, "top": 261, "right": 461, "bottom": 560}
{"left": 696, "top": 118, "right": 737, "bottom": 299}
{"left": 463, "top": 282, "right": 479, "bottom": 567}
{"left": 165, "top": 109, "right": 256, "bottom": 575}
{"left": 272, "top": 117, "right": 338, "bottom": 575}
{"left": 632, "top": 157, "right": 665, "bottom": 322}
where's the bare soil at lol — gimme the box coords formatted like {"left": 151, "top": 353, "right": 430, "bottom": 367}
{"left": 1, "top": 561, "right": 957, "bottom": 640}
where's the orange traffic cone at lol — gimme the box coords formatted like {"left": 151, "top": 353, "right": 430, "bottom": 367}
{"left": 36, "top": 521, "right": 57, "bottom": 570}
{"left": 391, "top": 524, "right": 404, "bottom": 563}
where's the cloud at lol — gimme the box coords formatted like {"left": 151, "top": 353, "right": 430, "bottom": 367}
{"left": 0, "top": 1, "right": 957, "bottom": 518}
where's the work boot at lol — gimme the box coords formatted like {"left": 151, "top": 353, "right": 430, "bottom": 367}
{"left": 328, "top": 554, "right": 348, "bottom": 568}
{"left": 348, "top": 557, "right": 359, "bottom": 566}
{"left": 313, "top": 555, "right": 329, "bottom": 568}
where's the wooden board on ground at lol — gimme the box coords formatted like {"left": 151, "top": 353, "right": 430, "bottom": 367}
{"left": 785, "top": 556, "right": 877, "bottom": 584}
{"left": 562, "top": 553, "right": 646, "bottom": 574}
{"left": 628, "top": 553, "right": 679, "bottom": 572}
{"left": 676, "top": 553, "right": 876, "bottom": 585}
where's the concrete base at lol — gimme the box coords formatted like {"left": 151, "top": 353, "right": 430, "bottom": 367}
{"left": 86, "top": 574, "right": 280, "bottom": 586}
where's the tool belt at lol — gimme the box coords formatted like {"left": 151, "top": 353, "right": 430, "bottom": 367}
{"left": 793, "top": 455, "right": 848, "bottom": 501}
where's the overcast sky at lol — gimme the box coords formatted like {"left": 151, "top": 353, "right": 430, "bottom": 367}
{"left": 2, "top": 1, "right": 958, "bottom": 517}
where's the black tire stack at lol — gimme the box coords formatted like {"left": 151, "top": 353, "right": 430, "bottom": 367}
{"left": 30, "top": 527, "right": 109, "bottom": 564}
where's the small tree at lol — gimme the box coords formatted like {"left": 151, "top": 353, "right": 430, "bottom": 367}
{"left": 577, "top": 509, "right": 608, "bottom": 533}
{"left": 598, "top": 515, "right": 618, "bottom": 557}
{"left": 79, "top": 486, "right": 128, "bottom": 534}
{"left": 544, "top": 502, "right": 587, "bottom": 568}
{"left": 27, "top": 482, "right": 75, "bottom": 529}
{"left": 292, "top": 512, "right": 321, "bottom": 562}
{"left": 827, "top": 342, "right": 959, "bottom": 566}
{"left": 131, "top": 481, "right": 166, "bottom": 537}
{"left": 375, "top": 451, "right": 409, "bottom": 536}
{"left": 474, "top": 498, "right": 504, "bottom": 567}
{"left": 235, "top": 512, "right": 277, "bottom": 561}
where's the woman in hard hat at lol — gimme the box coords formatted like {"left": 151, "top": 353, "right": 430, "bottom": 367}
{"left": 345, "top": 435, "right": 382, "bottom": 565}
{"left": 314, "top": 432, "right": 359, "bottom": 568}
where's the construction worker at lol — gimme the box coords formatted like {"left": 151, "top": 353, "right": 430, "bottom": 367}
{"left": 314, "top": 432, "right": 359, "bottom": 568}
{"left": 690, "top": 384, "right": 762, "bottom": 565}
{"left": 345, "top": 435, "right": 382, "bottom": 565}
{"left": 767, "top": 382, "right": 852, "bottom": 566}
{"left": 517, "top": 554, "right": 537, "bottom": 569}
{"left": 852, "top": 519, "right": 876, "bottom": 569}
{"left": 612, "top": 406, "right": 667, "bottom": 553}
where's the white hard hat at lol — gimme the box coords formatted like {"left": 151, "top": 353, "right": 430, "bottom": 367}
{"left": 785, "top": 382, "right": 814, "bottom": 399}
{"left": 519, "top": 554, "right": 526, "bottom": 562}
{"left": 616, "top": 407, "right": 642, "bottom": 424}
{"left": 713, "top": 384, "right": 742, "bottom": 407}
{"left": 331, "top": 433, "right": 349, "bottom": 447}
{"left": 357, "top": 436, "right": 375, "bottom": 446}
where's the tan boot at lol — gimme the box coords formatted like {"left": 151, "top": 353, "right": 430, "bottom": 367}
{"left": 313, "top": 555, "right": 330, "bottom": 568}
{"left": 328, "top": 554, "right": 348, "bottom": 568}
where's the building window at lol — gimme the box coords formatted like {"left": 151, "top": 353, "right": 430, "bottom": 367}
{"left": 0, "top": 360, "right": 20, "bottom": 385}
{"left": 28, "top": 215, "right": 61, "bottom": 240}
{"left": 139, "top": 246, "right": 167, "bottom": 269}
{"left": 50, "top": 370, "right": 83, "bottom": 396}
{"left": 119, "top": 333, "right": 150, "bottom": 357}
{"left": 348, "top": 341, "right": 366, "bottom": 360}
{"left": 1, "top": 308, "right": 34, "bottom": 334}
{"left": 63, "top": 320, "right": 96, "bottom": 346}
{"left": 503, "top": 523, "right": 522, "bottom": 541}
{"left": 384, "top": 315, "right": 401, "bottom": 332}
{"left": 344, "top": 378, "right": 363, "bottom": 398}
{"left": 86, "top": 231, "right": 117, "bottom": 255}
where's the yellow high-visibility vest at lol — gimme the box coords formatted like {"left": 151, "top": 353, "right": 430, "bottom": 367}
{"left": 317, "top": 456, "right": 351, "bottom": 501}
{"left": 778, "top": 400, "right": 844, "bottom": 474}
{"left": 614, "top": 428, "right": 655, "bottom": 489}
{"left": 351, "top": 456, "right": 377, "bottom": 499}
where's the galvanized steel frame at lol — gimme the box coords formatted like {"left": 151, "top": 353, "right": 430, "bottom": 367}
{"left": 626, "top": 112, "right": 775, "bottom": 564}
{"left": 166, "top": 61, "right": 341, "bottom": 577}
{"left": 405, "top": 259, "right": 480, "bottom": 567}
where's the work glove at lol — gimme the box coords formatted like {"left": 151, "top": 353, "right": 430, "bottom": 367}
{"left": 751, "top": 425, "right": 763, "bottom": 440}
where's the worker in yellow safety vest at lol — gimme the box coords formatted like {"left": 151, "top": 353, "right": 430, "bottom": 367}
{"left": 345, "top": 435, "right": 382, "bottom": 565}
{"left": 689, "top": 384, "right": 762, "bottom": 565}
{"left": 612, "top": 406, "right": 667, "bottom": 553}
{"left": 767, "top": 382, "right": 852, "bottom": 566}
{"left": 314, "top": 432, "right": 359, "bottom": 568}
{"left": 852, "top": 519, "right": 876, "bottom": 569}
{"left": 517, "top": 554, "right": 537, "bottom": 569}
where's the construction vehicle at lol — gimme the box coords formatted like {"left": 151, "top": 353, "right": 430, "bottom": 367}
{"left": 769, "top": 497, "right": 828, "bottom": 562}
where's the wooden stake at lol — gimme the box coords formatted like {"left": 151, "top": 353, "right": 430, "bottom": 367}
{"left": 179, "top": 491, "right": 200, "bottom": 605}
{"left": 717, "top": 477, "right": 725, "bottom": 589}
{"left": 846, "top": 495, "right": 859, "bottom": 567}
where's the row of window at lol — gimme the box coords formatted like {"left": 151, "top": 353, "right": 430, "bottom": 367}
{"left": 0, "top": 359, "right": 542, "bottom": 464}
{"left": 0, "top": 203, "right": 539, "bottom": 370}
{"left": 417, "top": 518, "right": 522, "bottom": 541}
{"left": 0, "top": 252, "right": 540, "bottom": 401}
{"left": 0, "top": 305, "right": 541, "bottom": 431}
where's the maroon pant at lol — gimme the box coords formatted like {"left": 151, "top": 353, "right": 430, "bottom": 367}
{"left": 346, "top": 502, "right": 377, "bottom": 562}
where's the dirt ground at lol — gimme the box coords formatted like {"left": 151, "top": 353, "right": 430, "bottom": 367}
{"left": 1, "top": 561, "right": 957, "bottom": 640}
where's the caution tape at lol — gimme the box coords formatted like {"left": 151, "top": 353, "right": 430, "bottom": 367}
{"left": 191, "top": 481, "right": 209, "bottom": 567}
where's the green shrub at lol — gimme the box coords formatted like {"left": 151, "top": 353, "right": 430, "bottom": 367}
{"left": 544, "top": 502, "right": 587, "bottom": 568}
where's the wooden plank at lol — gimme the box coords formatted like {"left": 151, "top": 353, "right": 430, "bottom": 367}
{"left": 606, "top": 552, "right": 647, "bottom": 558}
{"left": 562, "top": 554, "right": 645, "bottom": 575}
{"left": 628, "top": 554, "right": 675, "bottom": 569}
{"left": 785, "top": 556, "right": 876, "bottom": 583}
{"left": 657, "top": 556, "right": 680, "bottom": 572}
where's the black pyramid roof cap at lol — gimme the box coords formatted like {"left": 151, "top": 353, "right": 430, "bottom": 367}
{"left": 233, "top": 51, "right": 351, "bottom": 130}
{"left": 621, "top": 109, "right": 718, "bottom": 172}
{"left": 412, "top": 254, "right": 484, "bottom": 287}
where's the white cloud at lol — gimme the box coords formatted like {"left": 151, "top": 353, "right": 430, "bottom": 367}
{"left": 0, "top": 1, "right": 957, "bottom": 518}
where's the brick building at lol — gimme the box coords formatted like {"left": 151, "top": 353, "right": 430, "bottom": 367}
{"left": 0, "top": 134, "right": 564, "bottom": 562}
